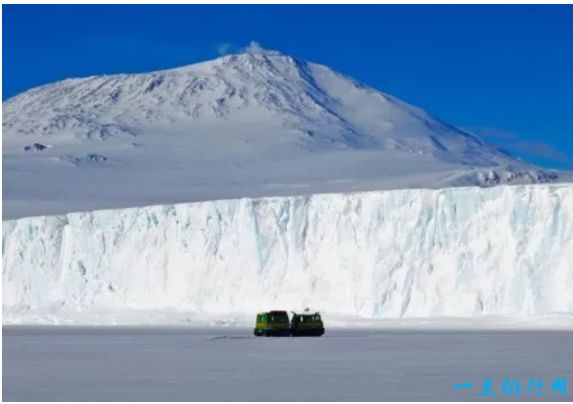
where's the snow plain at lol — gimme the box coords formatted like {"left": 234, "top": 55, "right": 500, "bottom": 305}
{"left": 3, "top": 326, "right": 573, "bottom": 401}
{"left": 3, "top": 183, "right": 573, "bottom": 325}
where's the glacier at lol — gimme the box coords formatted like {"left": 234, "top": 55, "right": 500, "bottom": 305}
{"left": 3, "top": 183, "right": 573, "bottom": 325}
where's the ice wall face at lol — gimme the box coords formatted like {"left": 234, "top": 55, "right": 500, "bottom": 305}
{"left": 3, "top": 184, "right": 573, "bottom": 323}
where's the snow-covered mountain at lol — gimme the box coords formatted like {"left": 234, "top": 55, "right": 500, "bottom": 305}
{"left": 2, "top": 44, "right": 560, "bottom": 219}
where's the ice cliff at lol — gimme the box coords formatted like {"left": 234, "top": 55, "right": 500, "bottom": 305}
{"left": 3, "top": 184, "right": 573, "bottom": 324}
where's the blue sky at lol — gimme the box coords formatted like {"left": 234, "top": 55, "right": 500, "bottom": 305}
{"left": 3, "top": 5, "right": 572, "bottom": 169}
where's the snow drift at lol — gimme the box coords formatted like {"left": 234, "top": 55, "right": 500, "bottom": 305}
{"left": 3, "top": 184, "right": 573, "bottom": 324}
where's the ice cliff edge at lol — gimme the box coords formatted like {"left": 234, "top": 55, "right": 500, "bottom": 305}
{"left": 3, "top": 184, "right": 573, "bottom": 324}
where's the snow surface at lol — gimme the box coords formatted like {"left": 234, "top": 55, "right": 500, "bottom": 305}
{"left": 4, "top": 327, "right": 573, "bottom": 401}
{"left": 3, "top": 183, "right": 573, "bottom": 325}
{"left": 2, "top": 47, "right": 562, "bottom": 220}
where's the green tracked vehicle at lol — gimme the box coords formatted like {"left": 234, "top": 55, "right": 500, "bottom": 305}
{"left": 254, "top": 310, "right": 325, "bottom": 337}
{"left": 290, "top": 312, "right": 325, "bottom": 336}
{"left": 253, "top": 310, "right": 291, "bottom": 336}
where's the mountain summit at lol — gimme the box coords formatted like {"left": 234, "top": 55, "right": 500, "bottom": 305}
{"left": 2, "top": 45, "right": 559, "bottom": 219}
